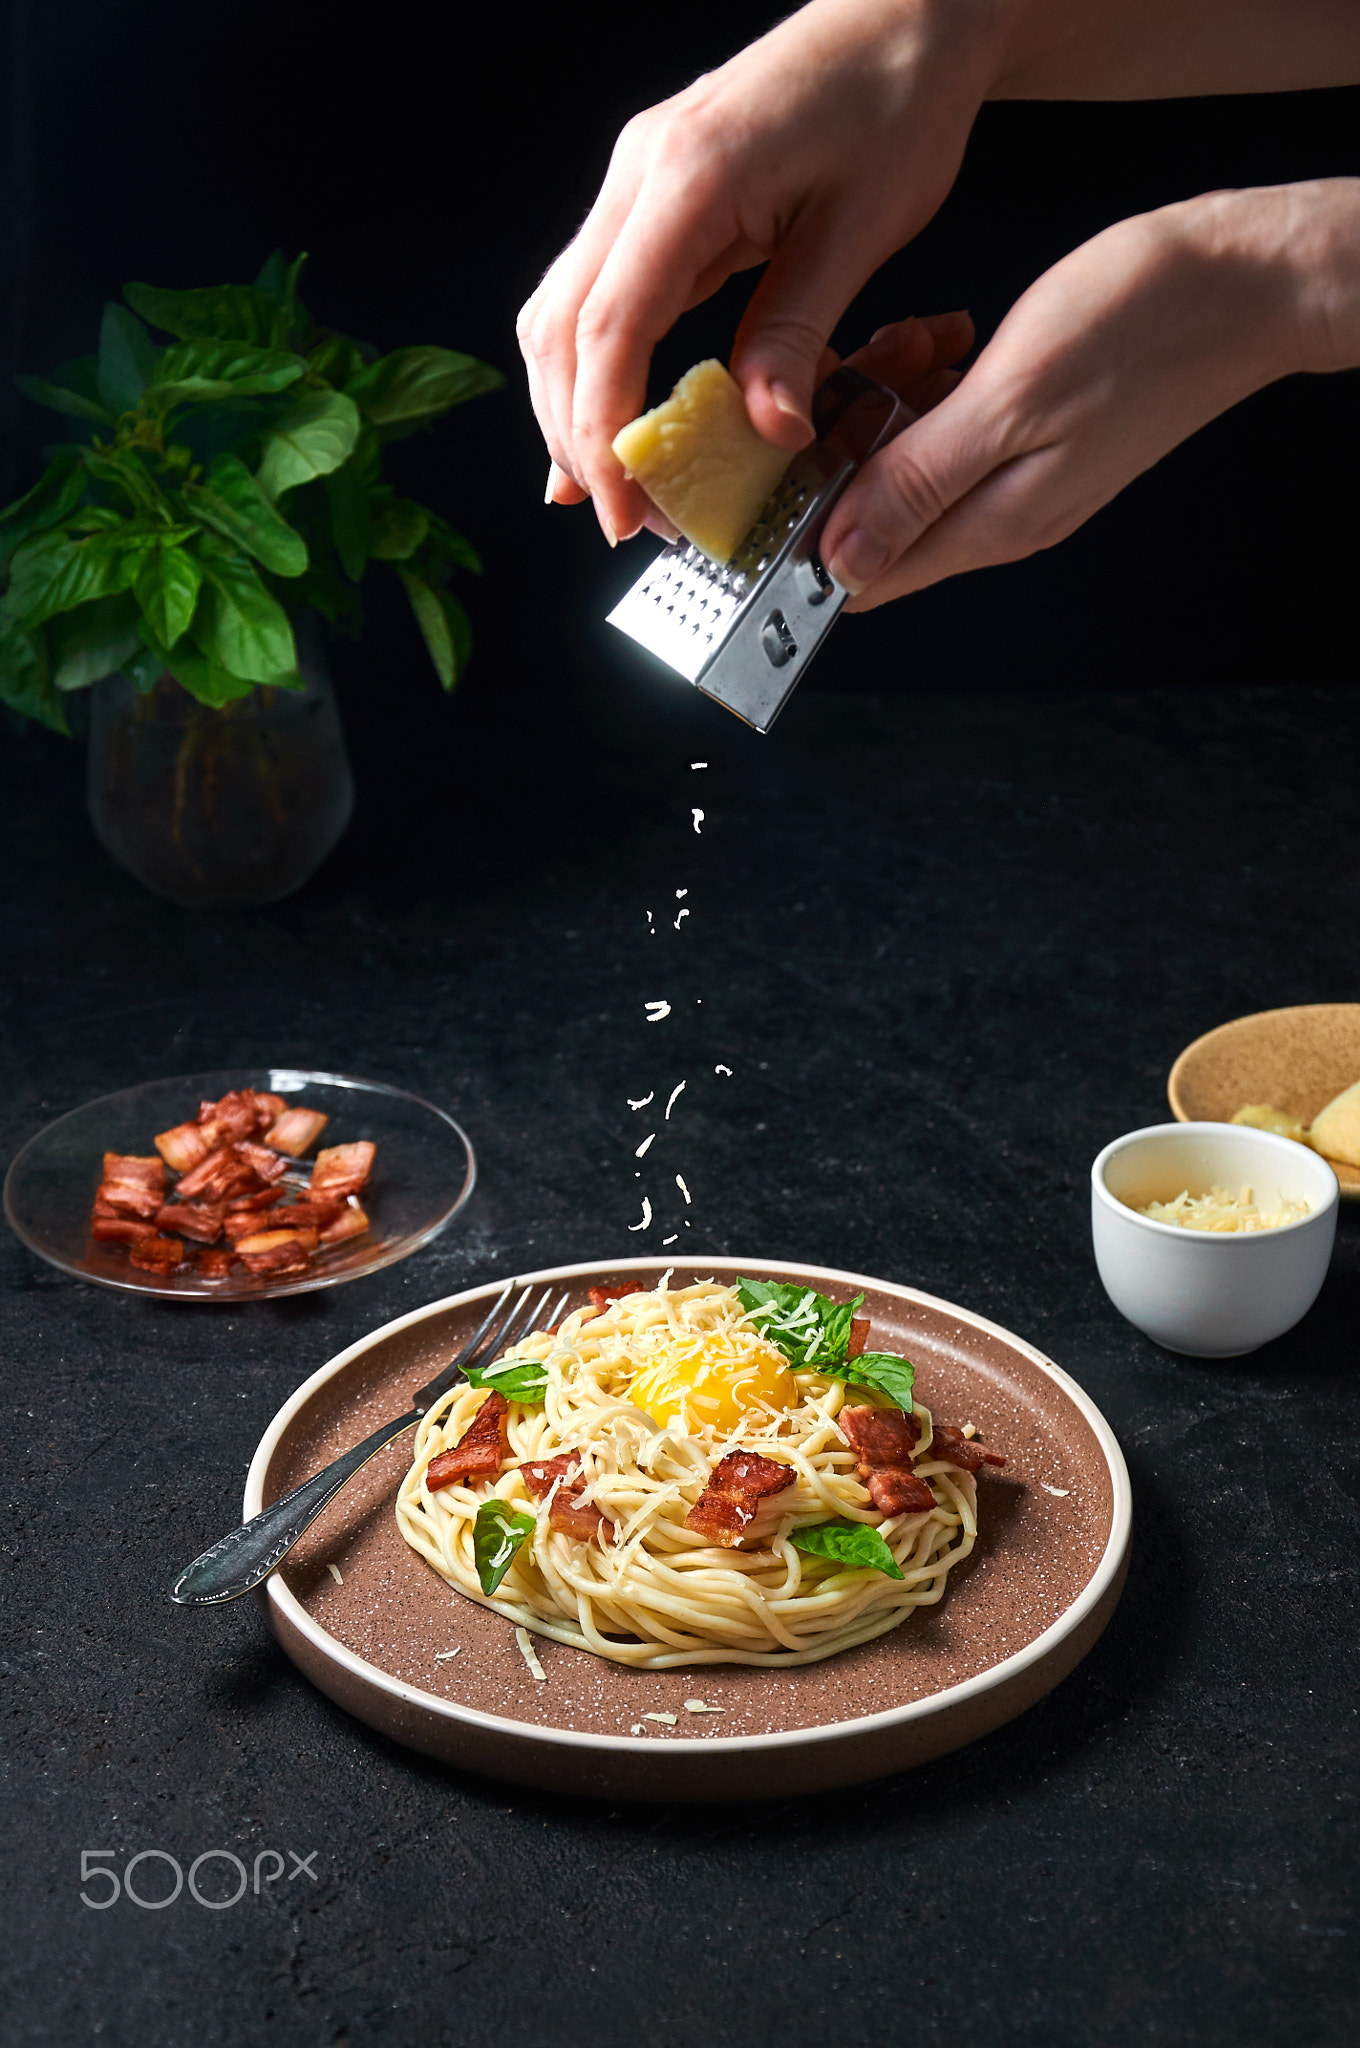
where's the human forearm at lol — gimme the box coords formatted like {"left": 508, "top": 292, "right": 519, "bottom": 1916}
{"left": 988, "top": 0, "right": 1360, "bottom": 99}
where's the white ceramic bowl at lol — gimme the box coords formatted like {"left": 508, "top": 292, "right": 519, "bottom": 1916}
{"left": 1090, "top": 1122, "right": 1339, "bottom": 1356}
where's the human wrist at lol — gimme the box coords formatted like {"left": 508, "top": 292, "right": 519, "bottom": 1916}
{"left": 1273, "top": 178, "right": 1360, "bottom": 376}
{"left": 1153, "top": 186, "right": 1338, "bottom": 390}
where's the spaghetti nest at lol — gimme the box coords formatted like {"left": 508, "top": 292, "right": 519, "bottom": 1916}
{"left": 395, "top": 1278, "right": 979, "bottom": 1669}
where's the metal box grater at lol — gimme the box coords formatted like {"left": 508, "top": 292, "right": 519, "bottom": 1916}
{"left": 606, "top": 367, "right": 912, "bottom": 732}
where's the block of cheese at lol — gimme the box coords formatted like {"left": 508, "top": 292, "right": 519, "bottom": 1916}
{"left": 1308, "top": 1078, "right": 1360, "bottom": 1166}
{"left": 611, "top": 360, "right": 792, "bottom": 564}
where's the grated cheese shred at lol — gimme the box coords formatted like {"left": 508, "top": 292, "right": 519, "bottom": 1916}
{"left": 1133, "top": 1183, "right": 1311, "bottom": 1233}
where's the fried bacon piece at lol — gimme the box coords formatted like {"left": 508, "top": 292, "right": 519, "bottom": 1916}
{"left": 319, "top": 1203, "right": 369, "bottom": 1246}
{"left": 684, "top": 1449, "right": 796, "bottom": 1546}
{"left": 520, "top": 1452, "right": 615, "bottom": 1544}
{"left": 173, "top": 1144, "right": 258, "bottom": 1202}
{"left": 426, "top": 1392, "right": 509, "bottom": 1490}
{"left": 195, "top": 1247, "right": 235, "bottom": 1279}
{"left": 232, "top": 1227, "right": 319, "bottom": 1275}
{"left": 258, "top": 1199, "right": 343, "bottom": 1231}
{"left": 586, "top": 1281, "right": 645, "bottom": 1312}
{"left": 154, "top": 1121, "right": 215, "bottom": 1173}
{"left": 226, "top": 1186, "right": 286, "bottom": 1214}
{"left": 233, "top": 1140, "right": 290, "bottom": 1184}
{"left": 194, "top": 1089, "right": 260, "bottom": 1145}
{"left": 249, "top": 1091, "right": 288, "bottom": 1127}
{"left": 848, "top": 1316, "right": 871, "bottom": 1358}
{"left": 129, "top": 1234, "right": 185, "bottom": 1271}
{"left": 90, "top": 1215, "right": 159, "bottom": 1245}
{"left": 264, "top": 1107, "right": 330, "bottom": 1157}
{"left": 93, "top": 1152, "right": 166, "bottom": 1220}
{"left": 839, "top": 1405, "right": 936, "bottom": 1517}
{"left": 309, "top": 1141, "right": 375, "bottom": 1199}
{"left": 930, "top": 1424, "right": 1007, "bottom": 1474}
{"left": 153, "top": 1200, "right": 226, "bottom": 1244}
{"left": 223, "top": 1208, "right": 284, "bottom": 1244}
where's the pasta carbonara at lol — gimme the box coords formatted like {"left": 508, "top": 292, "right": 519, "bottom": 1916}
{"left": 396, "top": 1277, "right": 994, "bottom": 1669}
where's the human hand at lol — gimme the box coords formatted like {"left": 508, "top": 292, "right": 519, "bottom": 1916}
{"left": 518, "top": 0, "right": 1002, "bottom": 544}
{"left": 820, "top": 185, "right": 1320, "bottom": 609}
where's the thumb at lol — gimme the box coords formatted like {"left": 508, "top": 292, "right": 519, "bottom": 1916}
{"left": 730, "top": 213, "right": 879, "bottom": 450}
{"left": 819, "top": 392, "right": 996, "bottom": 594}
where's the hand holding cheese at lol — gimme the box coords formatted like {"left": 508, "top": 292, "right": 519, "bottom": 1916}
{"left": 519, "top": 0, "right": 1360, "bottom": 589}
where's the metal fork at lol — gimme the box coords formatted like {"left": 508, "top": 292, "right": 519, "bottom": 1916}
{"left": 170, "top": 1279, "right": 569, "bottom": 1606}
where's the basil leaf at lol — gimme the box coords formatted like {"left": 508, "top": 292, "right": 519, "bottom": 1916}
{"left": 49, "top": 594, "right": 141, "bottom": 691}
{"left": 736, "top": 1278, "right": 862, "bottom": 1370}
{"left": 462, "top": 1354, "right": 548, "bottom": 1406}
{"left": 0, "top": 452, "right": 86, "bottom": 566}
{"left": 97, "top": 304, "right": 157, "bottom": 414}
{"left": 191, "top": 542, "right": 296, "bottom": 682}
{"left": 138, "top": 617, "right": 254, "bottom": 706}
{"left": 346, "top": 346, "right": 503, "bottom": 430}
{"left": 0, "top": 622, "right": 68, "bottom": 734}
{"left": 790, "top": 1519, "right": 904, "bottom": 1580}
{"left": 473, "top": 1498, "right": 535, "bottom": 1596}
{"left": 150, "top": 340, "right": 306, "bottom": 404}
{"left": 134, "top": 545, "right": 203, "bottom": 649}
{"left": 368, "top": 490, "right": 429, "bottom": 561}
{"left": 16, "top": 372, "right": 112, "bottom": 426}
{"left": 323, "top": 463, "right": 372, "bottom": 582}
{"left": 307, "top": 334, "right": 371, "bottom": 388}
{"left": 123, "top": 642, "right": 165, "bottom": 694}
{"left": 4, "top": 529, "right": 150, "bottom": 631}
{"left": 183, "top": 456, "right": 308, "bottom": 577}
{"left": 257, "top": 391, "right": 360, "bottom": 499}
{"left": 254, "top": 250, "right": 290, "bottom": 303}
{"left": 420, "top": 510, "right": 482, "bottom": 576}
{"left": 124, "top": 279, "right": 280, "bottom": 347}
{"left": 830, "top": 1352, "right": 916, "bottom": 1412}
{"left": 397, "top": 568, "right": 469, "bottom": 690}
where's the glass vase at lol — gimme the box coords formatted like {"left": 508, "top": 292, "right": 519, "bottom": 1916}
{"left": 86, "top": 628, "right": 354, "bottom": 908}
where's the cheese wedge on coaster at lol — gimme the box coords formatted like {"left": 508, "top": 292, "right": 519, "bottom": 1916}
{"left": 611, "top": 360, "right": 792, "bottom": 564}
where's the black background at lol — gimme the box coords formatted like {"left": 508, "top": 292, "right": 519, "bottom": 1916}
{"left": 2, "top": 5, "right": 1357, "bottom": 2044}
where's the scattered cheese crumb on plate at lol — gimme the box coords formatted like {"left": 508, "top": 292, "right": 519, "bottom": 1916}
{"left": 434, "top": 1647, "right": 461, "bottom": 1662}
{"left": 514, "top": 1626, "right": 547, "bottom": 1681}
{"left": 1041, "top": 1484, "right": 1071, "bottom": 1497}
{"left": 643, "top": 1711, "right": 677, "bottom": 1725}
{"left": 326, "top": 1562, "right": 344, "bottom": 1585}
{"left": 961, "top": 1423, "right": 977, "bottom": 1439}
{"left": 684, "top": 1699, "right": 724, "bottom": 1714}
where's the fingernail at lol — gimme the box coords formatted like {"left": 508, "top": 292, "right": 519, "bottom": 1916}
{"left": 597, "top": 505, "right": 618, "bottom": 549}
{"left": 545, "top": 462, "right": 563, "bottom": 504}
{"left": 828, "top": 528, "right": 890, "bottom": 595}
{"left": 870, "top": 317, "right": 918, "bottom": 346}
{"left": 769, "top": 381, "right": 813, "bottom": 433}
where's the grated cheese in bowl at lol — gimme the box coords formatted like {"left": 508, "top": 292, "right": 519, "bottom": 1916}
{"left": 1133, "top": 1183, "right": 1312, "bottom": 1233}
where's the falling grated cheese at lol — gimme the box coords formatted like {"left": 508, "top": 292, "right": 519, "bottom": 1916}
{"left": 644, "top": 1000, "right": 671, "bottom": 1024}
{"left": 1041, "top": 1484, "right": 1071, "bottom": 1498}
{"left": 628, "top": 1091, "right": 655, "bottom": 1110}
{"left": 643, "top": 1711, "right": 678, "bottom": 1725}
{"left": 684, "top": 1699, "right": 724, "bottom": 1714}
{"left": 514, "top": 1627, "right": 547, "bottom": 1681}
{"left": 326, "top": 1563, "right": 344, "bottom": 1585}
{"left": 434, "top": 1647, "right": 462, "bottom": 1661}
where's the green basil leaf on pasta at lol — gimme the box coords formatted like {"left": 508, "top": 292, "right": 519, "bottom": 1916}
{"left": 828, "top": 1352, "right": 916, "bottom": 1412}
{"left": 790, "top": 1519, "right": 904, "bottom": 1580}
{"left": 463, "top": 1354, "right": 549, "bottom": 1406}
{"left": 473, "top": 1498, "right": 535, "bottom": 1595}
{"left": 736, "top": 1278, "right": 862, "bottom": 1370}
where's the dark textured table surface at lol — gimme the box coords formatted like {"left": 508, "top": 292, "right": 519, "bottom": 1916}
{"left": 2, "top": 649, "right": 1357, "bottom": 2045}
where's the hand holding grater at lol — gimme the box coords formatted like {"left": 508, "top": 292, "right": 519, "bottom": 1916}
{"left": 607, "top": 367, "right": 913, "bottom": 732}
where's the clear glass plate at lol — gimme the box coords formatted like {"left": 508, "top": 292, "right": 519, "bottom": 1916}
{"left": 3, "top": 1069, "right": 476, "bottom": 1302}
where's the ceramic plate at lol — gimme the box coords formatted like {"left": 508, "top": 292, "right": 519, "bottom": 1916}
{"left": 3, "top": 1069, "right": 476, "bottom": 1300}
{"left": 245, "top": 1258, "right": 1131, "bottom": 1800}
{"left": 1168, "top": 1003, "right": 1360, "bottom": 1199}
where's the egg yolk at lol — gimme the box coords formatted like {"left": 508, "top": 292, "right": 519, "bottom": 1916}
{"left": 627, "top": 1333, "right": 796, "bottom": 1431}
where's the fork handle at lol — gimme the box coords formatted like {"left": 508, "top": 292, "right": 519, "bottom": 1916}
{"left": 169, "top": 1409, "right": 419, "bottom": 1606}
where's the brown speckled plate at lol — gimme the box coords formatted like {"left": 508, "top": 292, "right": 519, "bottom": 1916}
{"left": 1168, "top": 1004, "right": 1360, "bottom": 1199}
{"left": 248, "top": 1258, "right": 1131, "bottom": 1801}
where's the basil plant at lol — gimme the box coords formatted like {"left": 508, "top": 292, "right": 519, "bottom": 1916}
{"left": 0, "top": 252, "right": 501, "bottom": 733}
